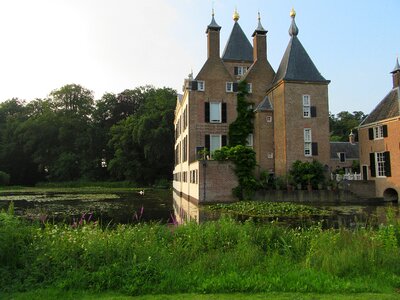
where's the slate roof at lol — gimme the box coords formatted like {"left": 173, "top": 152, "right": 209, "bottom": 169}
{"left": 273, "top": 36, "right": 328, "bottom": 84}
{"left": 255, "top": 96, "right": 273, "bottom": 111}
{"left": 330, "top": 142, "right": 359, "bottom": 159}
{"left": 222, "top": 22, "right": 253, "bottom": 62}
{"left": 360, "top": 88, "right": 400, "bottom": 125}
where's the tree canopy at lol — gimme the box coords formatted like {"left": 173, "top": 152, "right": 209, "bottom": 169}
{"left": 0, "top": 84, "right": 176, "bottom": 185}
{"left": 329, "top": 111, "right": 366, "bottom": 142}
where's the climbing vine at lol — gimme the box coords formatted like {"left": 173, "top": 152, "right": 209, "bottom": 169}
{"left": 228, "top": 81, "right": 254, "bottom": 146}
{"left": 213, "top": 81, "right": 257, "bottom": 200}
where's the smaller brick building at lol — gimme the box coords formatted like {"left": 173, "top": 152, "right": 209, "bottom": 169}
{"left": 358, "top": 58, "right": 400, "bottom": 201}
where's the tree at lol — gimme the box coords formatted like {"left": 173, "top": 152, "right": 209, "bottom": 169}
{"left": 50, "top": 84, "right": 94, "bottom": 116}
{"left": 330, "top": 111, "right": 366, "bottom": 142}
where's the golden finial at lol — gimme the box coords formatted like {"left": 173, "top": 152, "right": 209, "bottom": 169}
{"left": 233, "top": 7, "right": 240, "bottom": 22}
{"left": 290, "top": 7, "right": 296, "bottom": 18}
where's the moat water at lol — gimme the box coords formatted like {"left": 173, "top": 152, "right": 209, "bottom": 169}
{"left": 0, "top": 189, "right": 398, "bottom": 228}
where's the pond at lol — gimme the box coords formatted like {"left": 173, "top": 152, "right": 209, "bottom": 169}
{"left": 0, "top": 189, "right": 174, "bottom": 225}
{"left": 1, "top": 189, "right": 399, "bottom": 228}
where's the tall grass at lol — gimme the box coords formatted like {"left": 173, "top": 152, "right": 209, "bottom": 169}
{"left": 0, "top": 210, "right": 399, "bottom": 296}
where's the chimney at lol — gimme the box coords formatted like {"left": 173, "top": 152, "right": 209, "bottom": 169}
{"left": 252, "top": 13, "right": 268, "bottom": 62}
{"left": 206, "top": 11, "right": 221, "bottom": 59}
{"left": 349, "top": 130, "right": 355, "bottom": 144}
{"left": 391, "top": 58, "right": 400, "bottom": 89}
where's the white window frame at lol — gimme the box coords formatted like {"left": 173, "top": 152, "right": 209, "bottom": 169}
{"left": 197, "top": 81, "right": 205, "bottom": 91}
{"left": 226, "top": 82, "right": 233, "bottom": 93}
{"left": 209, "top": 102, "right": 221, "bottom": 123}
{"left": 373, "top": 126, "right": 384, "bottom": 139}
{"left": 237, "top": 66, "right": 247, "bottom": 76}
{"left": 266, "top": 116, "right": 272, "bottom": 123}
{"left": 267, "top": 152, "right": 274, "bottom": 159}
{"left": 246, "top": 133, "right": 254, "bottom": 147}
{"left": 304, "top": 128, "right": 312, "bottom": 157}
{"left": 375, "top": 152, "right": 386, "bottom": 177}
{"left": 303, "top": 95, "right": 311, "bottom": 118}
{"left": 210, "top": 134, "right": 222, "bottom": 156}
{"left": 247, "top": 83, "right": 252, "bottom": 93}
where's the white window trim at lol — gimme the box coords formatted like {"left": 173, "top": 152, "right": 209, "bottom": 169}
{"left": 209, "top": 102, "right": 222, "bottom": 123}
{"left": 373, "top": 126, "right": 384, "bottom": 140}
{"left": 375, "top": 152, "right": 386, "bottom": 178}
{"left": 246, "top": 133, "right": 254, "bottom": 147}
{"left": 226, "top": 82, "right": 233, "bottom": 92}
{"left": 303, "top": 95, "right": 311, "bottom": 118}
{"left": 210, "top": 134, "right": 222, "bottom": 157}
{"left": 304, "top": 128, "right": 312, "bottom": 157}
{"left": 266, "top": 116, "right": 272, "bottom": 123}
{"left": 236, "top": 66, "right": 247, "bottom": 76}
{"left": 247, "top": 83, "right": 252, "bottom": 93}
{"left": 198, "top": 81, "right": 205, "bottom": 91}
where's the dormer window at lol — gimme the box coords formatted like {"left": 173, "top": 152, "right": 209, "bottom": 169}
{"left": 234, "top": 66, "right": 248, "bottom": 76}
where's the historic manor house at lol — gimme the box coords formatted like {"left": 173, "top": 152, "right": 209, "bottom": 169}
{"left": 173, "top": 8, "right": 400, "bottom": 222}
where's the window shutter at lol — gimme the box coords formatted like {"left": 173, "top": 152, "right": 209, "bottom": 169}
{"left": 222, "top": 135, "right": 227, "bottom": 147}
{"left": 205, "top": 135, "right": 210, "bottom": 153}
{"left": 369, "top": 153, "right": 376, "bottom": 177}
{"left": 205, "top": 102, "right": 210, "bottom": 123}
{"left": 191, "top": 80, "right": 198, "bottom": 91}
{"left": 384, "top": 151, "right": 391, "bottom": 177}
{"left": 310, "top": 106, "right": 317, "bottom": 117}
{"left": 368, "top": 128, "right": 374, "bottom": 140}
{"left": 233, "top": 82, "right": 238, "bottom": 92}
{"left": 383, "top": 125, "right": 388, "bottom": 137}
{"left": 222, "top": 103, "right": 227, "bottom": 123}
{"left": 234, "top": 67, "right": 238, "bottom": 75}
{"left": 311, "top": 142, "right": 318, "bottom": 156}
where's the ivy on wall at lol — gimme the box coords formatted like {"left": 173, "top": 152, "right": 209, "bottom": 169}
{"left": 213, "top": 81, "right": 257, "bottom": 200}
{"left": 228, "top": 81, "right": 254, "bottom": 147}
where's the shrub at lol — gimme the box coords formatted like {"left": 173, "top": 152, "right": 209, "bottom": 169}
{"left": 289, "top": 160, "right": 325, "bottom": 189}
{"left": 0, "top": 171, "right": 10, "bottom": 186}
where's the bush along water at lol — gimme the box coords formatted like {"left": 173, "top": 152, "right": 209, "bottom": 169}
{"left": 1, "top": 209, "right": 400, "bottom": 296}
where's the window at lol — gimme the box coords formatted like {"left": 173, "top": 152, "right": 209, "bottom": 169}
{"left": 339, "top": 152, "right": 346, "bottom": 162}
{"left": 198, "top": 81, "right": 205, "bottom": 91}
{"left": 210, "top": 102, "right": 221, "bottom": 123}
{"left": 304, "top": 128, "right": 312, "bottom": 156}
{"left": 374, "top": 126, "right": 384, "bottom": 139}
{"left": 369, "top": 125, "right": 388, "bottom": 140}
{"left": 205, "top": 102, "right": 226, "bottom": 123}
{"left": 234, "top": 66, "right": 247, "bottom": 76}
{"left": 267, "top": 152, "right": 273, "bottom": 159}
{"left": 210, "top": 135, "right": 221, "bottom": 155}
{"left": 247, "top": 83, "right": 252, "bottom": 93}
{"left": 226, "top": 82, "right": 233, "bottom": 92}
{"left": 205, "top": 134, "right": 227, "bottom": 158}
{"left": 376, "top": 152, "right": 386, "bottom": 177}
{"left": 303, "top": 95, "right": 310, "bottom": 118}
{"left": 266, "top": 116, "right": 272, "bottom": 123}
{"left": 246, "top": 134, "right": 253, "bottom": 147}
{"left": 370, "top": 151, "right": 391, "bottom": 178}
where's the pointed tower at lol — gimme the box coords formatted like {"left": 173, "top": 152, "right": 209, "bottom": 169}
{"left": 391, "top": 57, "right": 400, "bottom": 89}
{"left": 267, "top": 8, "right": 330, "bottom": 176}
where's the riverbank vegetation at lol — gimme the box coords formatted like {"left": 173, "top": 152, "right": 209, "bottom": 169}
{"left": 1, "top": 209, "right": 399, "bottom": 297}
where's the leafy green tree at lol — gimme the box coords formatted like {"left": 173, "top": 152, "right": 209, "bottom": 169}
{"left": 330, "top": 111, "right": 366, "bottom": 142}
{"left": 289, "top": 160, "right": 325, "bottom": 189}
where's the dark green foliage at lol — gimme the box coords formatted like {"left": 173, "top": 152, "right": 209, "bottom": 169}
{"left": 0, "top": 212, "right": 399, "bottom": 295}
{"left": 213, "top": 145, "right": 257, "bottom": 200}
{"left": 289, "top": 160, "right": 325, "bottom": 189}
{"left": 330, "top": 111, "right": 366, "bottom": 142}
{"left": 0, "top": 171, "right": 10, "bottom": 186}
{"left": 228, "top": 81, "right": 254, "bottom": 147}
{"left": 0, "top": 85, "right": 176, "bottom": 185}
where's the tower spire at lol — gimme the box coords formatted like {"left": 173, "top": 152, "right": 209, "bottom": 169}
{"left": 288, "top": 7, "right": 299, "bottom": 37}
{"left": 233, "top": 7, "right": 240, "bottom": 22}
{"left": 391, "top": 57, "right": 400, "bottom": 74}
{"left": 252, "top": 11, "right": 267, "bottom": 37}
{"left": 206, "top": 8, "right": 221, "bottom": 33}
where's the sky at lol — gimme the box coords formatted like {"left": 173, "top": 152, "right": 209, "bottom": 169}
{"left": 0, "top": 0, "right": 399, "bottom": 114}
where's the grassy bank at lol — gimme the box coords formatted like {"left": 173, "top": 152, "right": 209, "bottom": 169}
{"left": 0, "top": 210, "right": 399, "bottom": 297}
